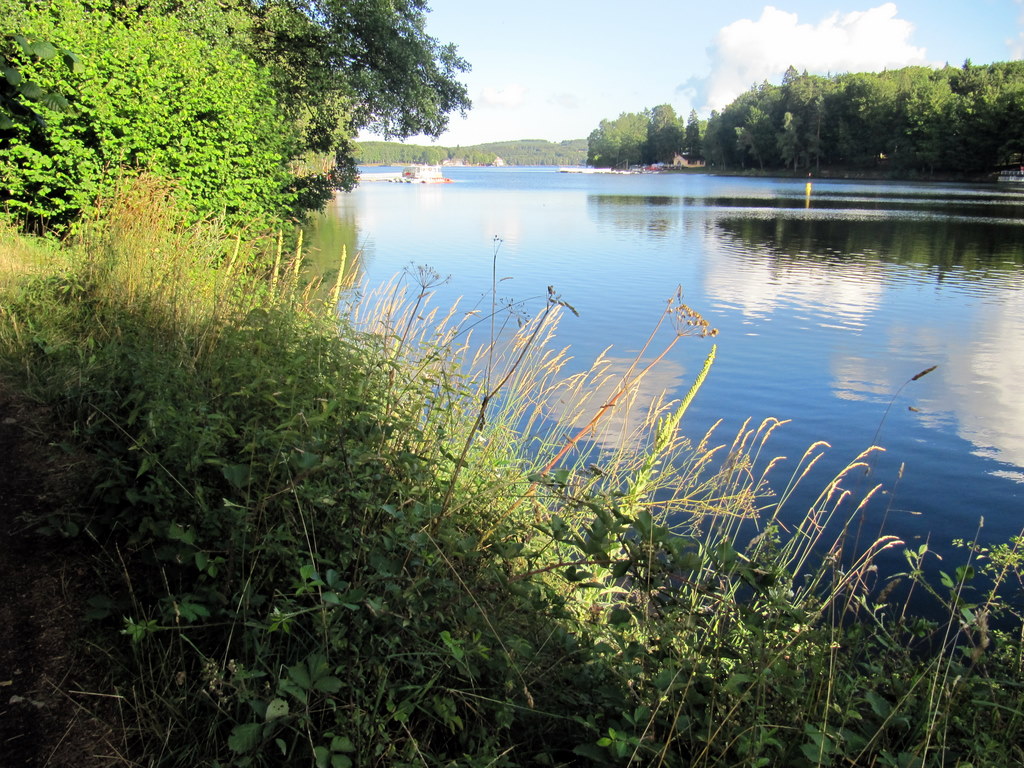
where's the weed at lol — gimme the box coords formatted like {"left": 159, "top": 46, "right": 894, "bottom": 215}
{"left": 2, "top": 180, "right": 1023, "bottom": 767}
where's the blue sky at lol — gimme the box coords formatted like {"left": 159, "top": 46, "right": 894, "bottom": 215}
{"left": 383, "top": 0, "right": 1024, "bottom": 146}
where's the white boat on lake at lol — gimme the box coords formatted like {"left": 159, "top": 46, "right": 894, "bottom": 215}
{"left": 399, "top": 165, "right": 452, "bottom": 183}
{"left": 358, "top": 165, "right": 454, "bottom": 183}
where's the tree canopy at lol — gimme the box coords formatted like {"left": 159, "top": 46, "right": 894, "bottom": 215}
{"left": 587, "top": 62, "right": 1024, "bottom": 177}
{"left": 587, "top": 106, "right": 701, "bottom": 168}
{"left": 0, "top": 0, "right": 470, "bottom": 230}
{"left": 701, "top": 62, "right": 1024, "bottom": 175}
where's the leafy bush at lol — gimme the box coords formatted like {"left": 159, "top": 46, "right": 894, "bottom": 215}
{"left": 0, "top": 0, "right": 300, "bottom": 230}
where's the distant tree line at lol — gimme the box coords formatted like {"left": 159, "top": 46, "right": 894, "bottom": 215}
{"left": 704, "top": 62, "right": 1024, "bottom": 174}
{"left": 588, "top": 61, "right": 1024, "bottom": 176}
{"left": 356, "top": 138, "right": 587, "bottom": 166}
{"left": 587, "top": 105, "right": 705, "bottom": 168}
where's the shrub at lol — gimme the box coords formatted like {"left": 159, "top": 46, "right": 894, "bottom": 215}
{"left": 0, "top": 0, "right": 300, "bottom": 230}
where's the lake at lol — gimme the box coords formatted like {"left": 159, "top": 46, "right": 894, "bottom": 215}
{"left": 306, "top": 166, "right": 1024, "bottom": 571}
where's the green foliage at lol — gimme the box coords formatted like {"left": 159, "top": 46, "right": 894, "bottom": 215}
{"left": 1, "top": 32, "right": 82, "bottom": 130}
{"left": 355, "top": 138, "right": 588, "bottom": 167}
{"left": 243, "top": 0, "right": 470, "bottom": 188}
{"left": 1, "top": 0, "right": 301, "bottom": 230}
{"left": 588, "top": 111, "right": 651, "bottom": 168}
{"left": 0, "top": 0, "right": 471, "bottom": 230}
{"left": 3, "top": 185, "right": 1024, "bottom": 767}
{"left": 700, "top": 61, "right": 1024, "bottom": 174}
{"left": 587, "top": 107, "right": 701, "bottom": 168}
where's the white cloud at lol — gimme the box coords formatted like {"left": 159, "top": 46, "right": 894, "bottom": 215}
{"left": 703, "top": 3, "right": 928, "bottom": 112}
{"left": 478, "top": 84, "right": 528, "bottom": 109}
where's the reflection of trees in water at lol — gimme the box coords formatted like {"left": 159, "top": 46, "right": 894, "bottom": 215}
{"left": 586, "top": 195, "right": 683, "bottom": 239}
{"left": 586, "top": 190, "right": 1024, "bottom": 277}
{"left": 714, "top": 215, "right": 1024, "bottom": 276}
{"left": 302, "top": 197, "right": 366, "bottom": 286}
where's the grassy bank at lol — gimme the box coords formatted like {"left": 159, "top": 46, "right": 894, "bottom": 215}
{"left": 2, "top": 179, "right": 1024, "bottom": 767}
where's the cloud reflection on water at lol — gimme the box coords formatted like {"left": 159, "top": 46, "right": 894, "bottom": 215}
{"left": 697, "top": 215, "right": 1024, "bottom": 477}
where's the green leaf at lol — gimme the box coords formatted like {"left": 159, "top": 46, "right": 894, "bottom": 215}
{"left": 28, "top": 40, "right": 58, "bottom": 61}
{"left": 865, "top": 691, "right": 891, "bottom": 718}
{"left": 3, "top": 66, "right": 22, "bottom": 86}
{"left": 331, "top": 735, "right": 355, "bottom": 753}
{"left": 62, "top": 51, "right": 83, "bottom": 74}
{"left": 292, "top": 450, "right": 320, "bottom": 470}
{"left": 607, "top": 606, "right": 632, "bottom": 626}
{"left": 564, "top": 564, "right": 592, "bottom": 582}
{"left": 19, "top": 82, "right": 43, "bottom": 101}
{"left": 314, "top": 676, "right": 342, "bottom": 693}
{"left": 287, "top": 661, "right": 311, "bottom": 689}
{"left": 39, "top": 92, "right": 70, "bottom": 113}
{"left": 265, "top": 697, "right": 289, "bottom": 721}
{"left": 13, "top": 34, "right": 31, "bottom": 56}
{"left": 724, "top": 672, "right": 754, "bottom": 694}
{"left": 572, "top": 743, "right": 607, "bottom": 761}
{"left": 800, "top": 742, "right": 825, "bottom": 764}
{"left": 222, "top": 463, "right": 250, "bottom": 489}
{"left": 227, "top": 722, "right": 263, "bottom": 753}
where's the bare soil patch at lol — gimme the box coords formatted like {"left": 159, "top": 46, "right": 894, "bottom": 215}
{"left": 0, "top": 382, "right": 121, "bottom": 767}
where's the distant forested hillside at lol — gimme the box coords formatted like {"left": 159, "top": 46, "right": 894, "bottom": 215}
{"left": 587, "top": 61, "right": 1024, "bottom": 176}
{"left": 356, "top": 138, "right": 587, "bottom": 166}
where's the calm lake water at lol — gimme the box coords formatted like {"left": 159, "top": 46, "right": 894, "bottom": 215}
{"left": 307, "top": 166, "right": 1024, "bottom": 567}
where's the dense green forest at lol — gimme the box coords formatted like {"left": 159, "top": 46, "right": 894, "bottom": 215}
{"left": 0, "top": 0, "right": 469, "bottom": 230}
{"left": 588, "top": 104, "right": 705, "bottom": 168}
{"left": 356, "top": 138, "right": 588, "bottom": 166}
{"left": 589, "top": 61, "right": 1024, "bottom": 176}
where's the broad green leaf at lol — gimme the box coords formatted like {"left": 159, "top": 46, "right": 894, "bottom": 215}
{"left": 265, "top": 697, "right": 289, "bottom": 721}
{"left": 314, "top": 676, "right": 342, "bottom": 693}
{"left": 607, "top": 606, "right": 632, "bottom": 626}
{"left": 572, "top": 743, "right": 607, "bottom": 761}
{"left": 227, "top": 722, "right": 262, "bottom": 753}
{"left": 331, "top": 735, "right": 355, "bottom": 753}
{"left": 29, "top": 41, "right": 58, "bottom": 60}
{"left": 724, "top": 672, "right": 754, "bottom": 694}
{"left": 19, "top": 82, "right": 43, "bottom": 101}
{"left": 222, "top": 463, "right": 250, "bottom": 489}
{"left": 287, "top": 662, "right": 311, "bottom": 690}
{"left": 3, "top": 66, "right": 22, "bottom": 86}
{"left": 865, "top": 691, "right": 891, "bottom": 718}
{"left": 62, "top": 51, "right": 84, "bottom": 73}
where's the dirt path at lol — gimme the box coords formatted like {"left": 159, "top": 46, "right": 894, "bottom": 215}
{"left": 0, "top": 383, "right": 118, "bottom": 767}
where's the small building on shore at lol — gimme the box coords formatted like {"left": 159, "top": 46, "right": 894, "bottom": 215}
{"left": 672, "top": 154, "right": 705, "bottom": 168}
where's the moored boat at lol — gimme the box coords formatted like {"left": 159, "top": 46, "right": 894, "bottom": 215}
{"left": 399, "top": 165, "right": 452, "bottom": 183}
